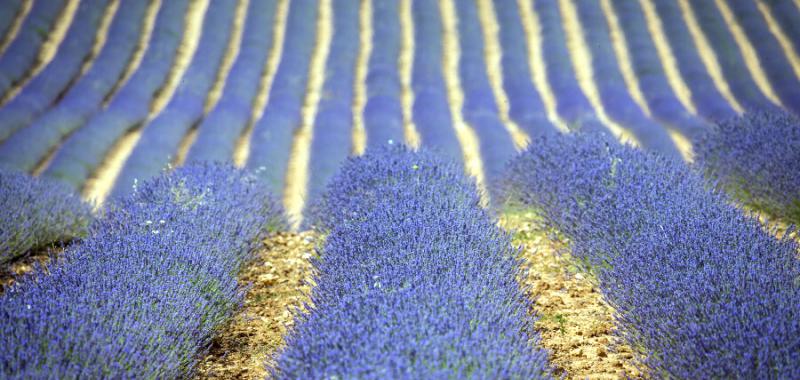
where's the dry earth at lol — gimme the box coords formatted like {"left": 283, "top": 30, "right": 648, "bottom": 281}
{"left": 194, "top": 232, "right": 316, "bottom": 380}
{"left": 500, "top": 212, "right": 642, "bottom": 379}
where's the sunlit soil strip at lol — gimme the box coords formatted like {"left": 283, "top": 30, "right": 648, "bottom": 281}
{"left": 173, "top": 127, "right": 199, "bottom": 166}
{"left": 174, "top": 0, "right": 249, "bottom": 168}
{"left": 714, "top": 0, "right": 782, "bottom": 107}
{"left": 194, "top": 232, "right": 316, "bottom": 380}
{"left": 350, "top": 0, "right": 371, "bottom": 156}
{"left": 0, "top": 0, "right": 80, "bottom": 105}
{"left": 600, "top": 0, "right": 651, "bottom": 117}
{"left": 398, "top": 0, "right": 420, "bottom": 149}
{"left": 203, "top": 0, "right": 249, "bottom": 113}
{"left": 103, "top": 0, "right": 161, "bottom": 106}
{"left": 76, "top": 0, "right": 120, "bottom": 79}
{"left": 638, "top": 0, "right": 698, "bottom": 116}
{"left": 0, "top": 0, "right": 32, "bottom": 56}
{"left": 756, "top": 2, "right": 800, "bottom": 82}
{"left": 516, "top": 0, "right": 569, "bottom": 133}
{"left": 676, "top": 0, "right": 744, "bottom": 114}
{"left": 500, "top": 213, "right": 642, "bottom": 379}
{"left": 601, "top": 0, "right": 692, "bottom": 162}
{"left": 233, "top": 0, "right": 290, "bottom": 167}
{"left": 558, "top": 0, "right": 638, "bottom": 146}
{"left": 82, "top": 0, "right": 210, "bottom": 205}
{"left": 439, "top": 0, "right": 489, "bottom": 205}
{"left": 476, "top": 0, "right": 529, "bottom": 150}
{"left": 284, "top": 0, "right": 332, "bottom": 230}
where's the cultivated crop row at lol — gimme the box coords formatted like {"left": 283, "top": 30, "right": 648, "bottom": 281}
{"left": 0, "top": 0, "right": 152, "bottom": 172}
{"left": 1, "top": 163, "right": 285, "bottom": 378}
{"left": 0, "top": 168, "right": 91, "bottom": 265}
{"left": 110, "top": 0, "right": 239, "bottom": 198}
{"left": 502, "top": 132, "right": 800, "bottom": 378}
{"left": 271, "top": 146, "right": 552, "bottom": 378}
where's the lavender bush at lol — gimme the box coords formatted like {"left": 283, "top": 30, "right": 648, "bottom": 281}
{"left": 0, "top": 163, "right": 285, "bottom": 378}
{"left": 273, "top": 146, "right": 552, "bottom": 379}
{"left": 0, "top": 168, "right": 92, "bottom": 264}
{"left": 694, "top": 109, "right": 800, "bottom": 224}
{"left": 502, "top": 132, "right": 800, "bottom": 378}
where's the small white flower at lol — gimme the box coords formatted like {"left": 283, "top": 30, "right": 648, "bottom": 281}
{"left": 145, "top": 220, "right": 153, "bottom": 225}
{"left": 152, "top": 230, "right": 160, "bottom": 234}
{"left": 159, "top": 220, "right": 165, "bottom": 225}
{"left": 388, "top": 139, "right": 394, "bottom": 145}
{"left": 26, "top": 304, "right": 31, "bottom": 310}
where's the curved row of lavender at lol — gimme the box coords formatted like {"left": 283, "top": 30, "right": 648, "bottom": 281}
{"left": 694, "top": 110, "right": 800, "bottom": 225}
{"left": 110, "top": 0, "right": 240, "bottom": 198}
{"left": 0, "top": 0, "right": 152, "bottom": 172}
{"left": 272, "top": 146, "right": 552, "bottom": 379}
{"left": 0, "top": 0, "right": 66, "bottom": 97}
{"left": 42, "top": 0, "right": 192, "bottom": 190}
{"left": 186, "top": 0, "right": 278, "bottom": 163}
{"left": 0, "top": 168, "right": 91, "bottom": 264}
{"left": 246, "top": 0, "right": 319, "bottom": 197}
{"left": 0, "top": 163, "right": 285, "bottom": 378}
{"left": 502, "top": 132, "right": 800, "bottom": 378}
{"left": 305, "top": 0, "right": 359, "bottom": 215}
{"left": 0, "top": 0, "right": 112, "bottom": 141}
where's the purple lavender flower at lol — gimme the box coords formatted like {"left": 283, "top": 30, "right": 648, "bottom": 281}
{"left": 0, "top": 168, "right": 92, "bottom": 264}
{"left": 694, "top": 109, "right": 800, "bottom": 224}
{"left": 273, "top": 146, "right": 553, "bottom": 379}
{"left": 502, "top": 132, "right": 800, "bottom": 378}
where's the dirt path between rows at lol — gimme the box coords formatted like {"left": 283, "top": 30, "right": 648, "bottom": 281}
{"left": 500, "top": 212, "right": 642, "bottom": 379}
{"left": 194, "top": 231, "right": 316, "bottom": 379}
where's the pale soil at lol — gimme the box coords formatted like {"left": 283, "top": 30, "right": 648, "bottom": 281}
{"left": 500, "top": 212, "right": 642, "bottom": 379}
{"left": 194, "top": 232, "right": 316, "bottom": 380}
{"left": 0, "top": 246, "right": 61, "bottom": 293}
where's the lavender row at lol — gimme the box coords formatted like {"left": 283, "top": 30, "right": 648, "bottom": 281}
{"left": 186, "top": 0, "right": 279, "bottom": 163}
{"left": 0, "top": 163, "right": 286, "bottom": 378}
{"left": 502, "top": 132, "right": 800, "bottom": 378}
{"left": 41, "top": 0, "right": 192, "bottom": 190}
{"left": 687, "top": 1, "right": 775, "bottom": 111}
{"left": 305, "top": 0, "right": 359, "bottom": 213}
{"left": 493, "top": 1, "right": 555, "bottom": 137}
{"left": 694, "top": 110, "right": 800, "bottom": 225}
{"left": 726, "top": 1, "right": 800, "bottom": 114}
{"left": 573, "top": 0, "right": 681, "bottom": 159}
{"left": 109, "top": 0, "right": 239, "bottom": 199}
{"left": 649, "top": 0, "right": 737, "bottom": 121}
{"left": 0, "top": 0, "right": 151, "bottom": 172}
{"left": 273, "top": 146, "right": 552, "bottom": 378}
{"left": 0, "top": 0, "right": 111, "bottom": 141}
{"left": 762, "top": 0, "right": 800, "bottom": 56}
{"left": 0, "top": 0, "right": 23, "bottom": 43}
{"left": 530, "top": 0, "right": 604, "bottom": 131}
{"left": 0, "top": 167, "right": 91, "bottom": 264}
{"left": 363, "top": 0, "right": 404, "bottom": 149}
{"left": 454, "top": 0, "right": 517, "bottom": 189}
{"left": 410, "top": 0, "right": 462, "bottom": 163}
{"left": 246, "top": 0, "right": 319, "bottom": 196}
{"left": 0, "top": 0, "right": 67, "bottom": 97}
{"left": 610, "top": 0, "right": 709, "bottom": 140}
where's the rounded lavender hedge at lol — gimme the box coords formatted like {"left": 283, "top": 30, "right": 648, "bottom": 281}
{"left": 273, "top": 146, "right": 553, "bottom": 379}
{"left": 502, "top": 132, "right": 800, "bottom": 378}
{"left": 0, "top": 168, "right": 92, "bottom": 264}
{"left": 0, "top": 163, "right": 285, "bottom": 378}
{"left": 694, "top": 109, "right": 800, "bottom": 224}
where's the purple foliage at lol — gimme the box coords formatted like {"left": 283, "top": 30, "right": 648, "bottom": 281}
{"left": 0, "top": 163, "right": 285, "bottom": 378}
{"left": 694, "top": 110, "right": 800, "bottom": 224}
{"left": 273, "top": 146, "right": 552, "bottom": 379}
{"left": 0, "top": 168, "right": 92, "bottom": 264}
{"left": 502, "top": 132, "right": 800, "bottom": 378}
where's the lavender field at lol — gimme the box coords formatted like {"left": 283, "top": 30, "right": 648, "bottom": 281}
{"left": 1, "top": 0, "right": 799, "bottom": 378}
